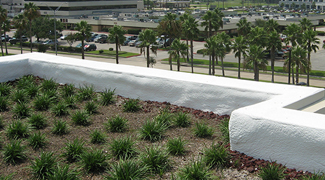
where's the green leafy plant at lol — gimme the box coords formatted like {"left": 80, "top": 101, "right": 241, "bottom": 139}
{"left": 140, "top": 145, "right": 171, "bottom": 174}
{"left": 28, "top": 131, "right": 47, "bottom": 150}
{"left": 12, "top": 102, "right": 31, "bottom": 119}
{"left": 109, "top": 136, "right": 137, "bottom": 159}
{"left": 61, "top": 138, "right": 85, "bottom": 163}
{"left": 72, "top": 111, "right": 91, "bottom": 126}
{"left": 3, "top": 139, "right": 27, "bottom": 165}
{"left": 6, "top": 121, "right": 30, "bottom": 139}
{"left": 25, "top": 83, "right": 39, "bottom": 98}
{"left": 77, "top": 85, "right": 95, "bottom": 101}
{"left": 154, "top": 111, "right": 173, "bottom": 127}
{"left": 43, "top": 89, "right": 58, "bottom": 102}
{"left": 203, "top": 143, "right": 230, "bottom": 168}
{"left": 17, "top": 75, "right": 35, "bottom": 89}
{"left": 61, "top": 84, "right": 75, "bottom": 97}
{"left": 219, "top": 117, "right": 230, "bottom": 143}
{"left": 52, "top": 119, "right": 68, "bottom": 135}
{"left": 34, "top": 94, "right": 54, "bottom": 111}
{"left": 0, "top": 83, "right": 11, "bottom": 97}
{"left": 52, "top": 102, "right": 69, "bottom": 116}
{"left": 48, "top": 164, "right": 80, "bottom": 180}
{"left": 100, "top": 89, "right": 115, "bottom": 106}
{"left": 41, "top": 78, "right": 57, "bottom": 92}
{"left": 64, "top": 95, "right": 77, "bottom": 109}
{"left": 194, "top": 122, "right": 214, "bottom": 138}
{"left": 258, "top": 162, "right": 285, "bottom": 180}
{"left": 84, "top": 101, "right": 98, "bottom": 114}
{"left": 106, "top": 115, "right": 128, "bottom": 133}
{"left": 0, "top": 96, "right": 9, "bottom": 112}
{"left": 29, "top": 152, "right": 57, "bottom": 180}
{"left": 123, "top": 98, "right": 141, "bottom": 112}
{"left": 174, "top": 112, "right": 191, "bottom": 128}
{"left": 80, "top": 148, "right": 108, "bottom": 174}
{"left": 139, "top": 119, "right": 167, "bottom": 142}
{"left": 0, "top": 116, "right": 4, "bottom": 129}
{"left": 106, "top": 158, "right": 149, "bottom": 180}
{"left": 0, "top": 173, "right": 15, "bottom": 180}
{"left": 90, "top": 130, "right": 106, "bottom": 144}
{"left": 302, "top": 173, "right": 325, "bottom": 180}
{"left": 28, "top": 113, "right": 47, "bottom": 129}
{"left": 177, "top": 159, "right": 211, "bottom": 180}
{"left": 11, "top": 89, "right": 28, "bottom": 104}
{"left": 167, "top": 137, "right": 186, "bottom": 156}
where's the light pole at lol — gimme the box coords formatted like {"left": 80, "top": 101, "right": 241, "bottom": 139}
{"left": 43, "top": 2, "right": 67, "bottom": 55}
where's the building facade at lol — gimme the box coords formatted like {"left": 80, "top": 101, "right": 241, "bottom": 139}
{"left": 279, "top": 0, "right": 325, "bottom": 11}
{"left": 1, "top": 0, "right": 24, "bottom": 17}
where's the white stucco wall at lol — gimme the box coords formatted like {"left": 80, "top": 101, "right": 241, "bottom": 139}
{"left": 0, "top": 53, "right": 325, "bottom": 172}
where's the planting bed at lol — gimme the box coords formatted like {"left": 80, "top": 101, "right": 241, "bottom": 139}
{"left": 0, "top": 76, "right": 317, "bottom": 179}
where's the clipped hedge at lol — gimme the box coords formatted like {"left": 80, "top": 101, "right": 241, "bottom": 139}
{"left": 197, "top": 49, "right": 207, "bottom": 54}
{"left": 127, "top": 29, "right": 141, "bottom": 35}
{"left": 316, "top": 31, "right": 325, "bottom": 36}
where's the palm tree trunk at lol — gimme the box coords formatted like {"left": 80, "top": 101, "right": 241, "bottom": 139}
{"left": 254, "top": 61, "right": 259, "bottom": 81}
{"left": 29, "top": 21, "right": 32, "bottom": 53}
{"left": 288, "top": 50, "right": 291, "bottom": 84}
{"left": 208, "top": 22, "right": 212, "bottom": 75}
{"left": 116, "top": 36, "right": 119, "bottom": 64}
{"left": 169, "top": 55, "right": 172, "bottom": 70}
{"left": 296, "top": 65, "right": 299, "bottom": 84}
{"left": 307, "top": 52, "right": 310, "bottom": 86}
{"left": 186, "top": 38, "right": 189, "bottom": 63}
{"left": 177, "top": 52, "right": 180, "bottom": 71}
{"left": 212, "top": 50, "right": 215, "bottom": 75}
{"left": 0, "top": 27, "right": 3, "bottom": 56}
{"left": 81, "top": 40, "right": 85, "bottom": 59}
{"left": 221, "top": 57, "right": 225, "bottom": 77}
{"left": 238, "top": 54, "right": 241, "bottom": 79}
{"left": 271, "top": 47, "right": 275, "bottom": 83}
{"left": 191, "top": 40, "right": 194, "bottom": 73}
{"left": 20, "top": 31, "right": 23, "bottom": 54}
{"left": 4, "top": 31, "right": 8, "bottom": 55}
{"left": 147, "top": 46, "right": 150, "bottom": 68}
{"left": 292, "top": 65, "right": 295, "bottom": 84}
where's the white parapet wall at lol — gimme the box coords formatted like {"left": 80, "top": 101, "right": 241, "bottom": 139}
{"left": 1, "top": 53, "right": 325, "bottom": 172}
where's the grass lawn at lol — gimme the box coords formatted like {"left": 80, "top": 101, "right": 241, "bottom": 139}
{"left": 86, "top": 50, "right": 140, "bottom": 57}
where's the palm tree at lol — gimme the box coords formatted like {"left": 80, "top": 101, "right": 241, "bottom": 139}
{"left": 2, "top": 19, "right": 10, "bottom": 55}
{"left": 265, "top": 19, "right": 279, "bottom": 33}
{"left": 244, "top": 45, "right": 268, "bottom": 81}
{"left": 285, "top": 46, "right": 308, "bottom": 84}
{"left": 139, "top": 29, "right": 157, "bottom": 68}
{"left": 204, "top": 35, "right": 218, "bottom": 75}
{"left": 217, "top": 32, "right": 231, "bottom": 77}
{"left": 168, "top": 38, "right": 188, "bottom": 72}
{"left": 283, "top": 23, "right": 301, "bottom": 84}
{"left": 24, "top": 2, "right": 40, "bottom": 53}
{"left": 75, "top": 21, "right": 92, "bottom": 60}
{"left": 267, "top": 30, "right": 282, "bottom": 83}
{"left": 302, "top": 29, "right": 319, "bottom": 86}
{"left": 108, "top": 25, "right": 126, "bottom": 64}
{"left": 236, "top": 18, "right": 251, "bottom": 38}
{"left": 249, "top": 27, "right": 267, "bottom": 47}
{"left": 233, "top": 35, "right": 248, "bottom": 79}
{"left": 182, "top": 15, "right": 199, "bottom": 73}
{"left": 13, "top": 14, "right": 28, "bottom": 54}
{"left": 299, "top": 17, "right": 313, "bottom": 31}
{"left": 0, "top": 6, "right": 7, "bottom": 56}
{"left": 180, "top": 13, "right": 190, "bottom": 63}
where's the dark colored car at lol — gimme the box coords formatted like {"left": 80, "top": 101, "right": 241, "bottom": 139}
{"left": 9, "top": 36, "right": 28, "bottom": 44}
{"left": 95, "top": 35, "right": 108, "bottom": 43}
{"left": 1, "top": 35, "right": 11, "bottom": 42}
{"left": 86, "top": 34, "right": 98, "bottom": 42}
{"left": 76, "top": 43, "right": 89, "bottom": 48}
{"left": 84, "top": 44, "right": 97, "bottom": 51}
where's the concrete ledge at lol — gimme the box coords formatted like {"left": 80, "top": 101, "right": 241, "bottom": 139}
{"left": 0, "top": 53, "right": 324, "bottom": 172}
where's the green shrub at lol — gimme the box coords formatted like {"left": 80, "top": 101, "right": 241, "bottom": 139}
{"left": 11, "top": 89, "right": 28, "bottom": 104}
{"left": 106, "top": 115, "right": 128, "bottom": 133}
{"left": 72, "top": 111, "right": 91, "bottom": 126}
{"left": 0, "top": 83, "right": 11, "bottom": 97}
{"left": 81, "top": 149, "right": 108, "bottom": 174}
{"left": 52, "top": 120, "right": 68, "bottom": 135}
{"left": 109, "top": 136, "right": 137, "bottom": 159}
{"left": 193, "top": 122, "right": 214, "bottom": 138}
{"left": 61, "top": 84, "right": 75, "bottom": 97}
{"left": 100, "top": 89, "right": 115, "bottom": 106}
{"left": 84, "top": 101, "right": 98, "bottom": 114}
{"left": 48, "top": 164, "right": 80, "bottom": 180}
{"left": 25, "top": 83, "right": 39, "bottom": 98}
{"left": 12, "top": 102, "right": 31, "bottom": 119}
{"left": 29, "top": 152, "right": 57, "bottom": 180}
{"left": 90, "top": 130, "right": 106, "bottom": 144}
{"left": 64, "top": 95, "right": 77, "bottom": 109}
{"left": 316, "top": 31, "right": 325, "bottom": 36}
{"left": 38, "top": 44, "right": 48, "bottom": 52}
{"left": 6, "top": 121, "right": 30, "bottom": 139}
{"left": 302, "top": 173, "right": 325, "bottom": 180}
{"left": 61, "top": 138, "right": 85, "bottom": 163}
{"left": 3, "top": 139, "right": 27, "bottom": 165}
{"left": 34, "top": 94, "right": 54, "bottom": 111}
{"left": 0, "top": 116, "right": 4, "bottom": 129}
{"left": 28, "top": 113, "right": 47, "bottom": 129}
{"left": 77, "top": 85, "right": 95, "bottom": 101}
{"left": 106, "top": 158, "right": 149, "bottom": 180}
{"left": 99, "top": 50, "right": 104, "bottom": 54}
{"left": 43, "top": 89, "right": 58, "bottom": 102}
{"left": 139, "top": 119, "right": 167, "bottom": 142}
{"left": 167, "top": 137, "right": 186, "bottom": 156}
{"left": 41, "top": 78, "right": 57, "bottom": 92}
{"left": 140, "top": 145, "right": 171, "bottom": 174}
{"left": 0, "top": 96, "right": 9, "bottom": 112}
{"left": 0, "top": 173, "right": 15, "bottom": 180}
{"left": 258, "top": 162, "right": 285, "bottom": 180}
{"left": 123, "top": 99, "right": 141, "bottom": 112}
{"left": 52, "top": 102, "right": 69, "bottom": 116}
{"left": 177, "top": 160, "right": 211, "bottom": 180}
{"left": 127, "top": 29, "right": 141, "bottom": 34}
{"left": 154, "top": 111, "right": 173, "bottom": 127}
{"left": 219, "top": 117, "right": 230, "bottom": 143}
{"left": 174, "top": 112, "right": 191, "bottom": 128}
{"left": 203, "top": 143, "right": 230, "bottom": 168}
{"left": 17, "top": 75, "right": 35, "bottom": 89}
{"left": 28, "top": 131, "right": 47, "bottom": 150}
{"left": 109, "top": 48, "right": 113, "bottom": 51}
{"left": 197, "top": 49, "right": 208, "bottom": 54}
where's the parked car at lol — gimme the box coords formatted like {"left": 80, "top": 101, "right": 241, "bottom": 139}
{"left": 135, "top": 41, "right": 143, "bottom": 48}
{"left": 86, "top": 34, "right": 98, "bottom": 42}
{"left": 95, "top": 35, "right": 108, "bottom": 43}
{"left": 129, "top": 37, "right": 139, "bottom": 46}
{"left": 60, "top": 35, "right": 68, "bottom": 40}
{"left": 76, "top": 43, "right": 89, "bottom": 48}
{"left": 32, "top": 40, "right": 44, "bottom": 44}
{"left": 9, "top": 36, "right": 28, "bottom": 44}
{"left": 123, "top": 39, "right": 131, "bottom": 46}
{"left": 280, "top": 34, "right": 287, "bottom": 42}
{"left": 84, "top": 44, "right": 97, "bottom": 51}
{"left": 1, "top": 35, "right": 11, "bottom": 42}
{"left": 42, "top": 39, "right": 58, "bottom": 45}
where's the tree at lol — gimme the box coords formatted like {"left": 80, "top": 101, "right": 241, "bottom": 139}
{"left": 2, "top": 19, "right": 10, "bottom": 55}
{"left": 233, "top": 35, "right": 248, "bottom": 79}
{"left": 168, "top": 39, "right": 188, "bottom": 72}
{"left": 249, "top": 27, "right": 267, "bottom": 47}
{"left": 139, "top": 29, "right": 157, "bottom": 68}
{"left": 290, "top": 2, "right": 296, "bottom": 10}
{"left": 182, "top": 15, "right": 199, "bottom": 73}
{"left": 267, "top": 30, "right": 282, "bottom": 83}
{"left": 108, "top": 25, "right": 126, "bottom": 64}
{"left": 244, "top": 45, "right": 268, "bottom": 81}
{"left": 265, "top": 19, "right": 279, "bottom": 33}
{"left": 301, "top": 3, "right": 306, "bottom": 11}
{"left": 13, "top": 14, "right": 28, "bottom": 54}
{"left": 204, "top": 35, "right": 217, "bottom": 75}
{"left": 180, "top": 13, "right": 190, "bottom": 63}
{"left": 216, "top": 32, "right": 231, "bottom": 77}
{"left": 299, "top": 18, "right": 313, "bottom": 32}
{"left": 0, "top": 6, "right": 7, "bottom": 56}
{"left": 32, "top": 16, "right": 64, "bottom": 41}
{"left": 284, "top": 46, "right": 308, "bottom": 84}
{"left": 24, "top": 2, "right": 40, "bottom": 52}
{"left": 236, "top": 18, "right": 251, "bottom": 38}
{"left": 75, "top": 21, "right": 92, "bottom": 60}
{"left": 302, "top": 29, "right": 319, "bottom": 86}
{"left": 311, "top": 2, "right": 316, "bottom": 9}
